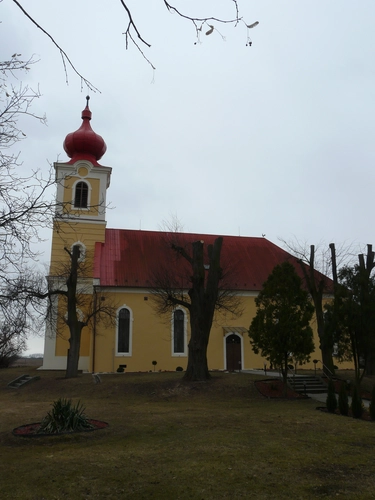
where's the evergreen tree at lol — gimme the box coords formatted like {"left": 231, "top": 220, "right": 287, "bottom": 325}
{"left": 326, "top": 379, "right": 337, "bottom": 413}
{"left": 351, "top": 384, "right": 363, "bottom": 419}
{"left": 325, "top": 248, "right": 375, "bottom": 386}
{"left": 249, "top": 262, "right": 314, "bottom": 393}
{"left": 338, "top": 382, "right": 349, "bottom": 416}
{"left": 369, "top": 385, "right": 375, "bottom": 421}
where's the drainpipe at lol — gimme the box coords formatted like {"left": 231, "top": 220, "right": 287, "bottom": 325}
{"left": 92, "top": 285, "right": 97, "bottom": 374}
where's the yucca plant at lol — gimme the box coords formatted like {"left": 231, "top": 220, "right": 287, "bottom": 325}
{"left": 37, "top": 398, "right": 94, "bottom": 434}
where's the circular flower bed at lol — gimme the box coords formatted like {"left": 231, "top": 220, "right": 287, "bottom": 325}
{"left": 13, "top": 419, "right": 109, "bottom": 437}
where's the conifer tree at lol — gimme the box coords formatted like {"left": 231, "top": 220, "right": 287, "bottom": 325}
{"left": 326, "top": 379, "right": 337, "bottom": 413}
{"left": 249, "top": 261, "right": 314, "bottom": 393}
{"left": 351, "top": 384, "right": 363, "bottom": 419}
{"left": 338, "top": 382, "right": 349, "bottom": 416}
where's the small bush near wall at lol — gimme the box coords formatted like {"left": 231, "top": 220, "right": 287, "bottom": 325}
{"left": 326, "top": 380, "right": 337, "bottom": 413}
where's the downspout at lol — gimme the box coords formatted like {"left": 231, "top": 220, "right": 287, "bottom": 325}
{"left": 92, "top": 285, "right": 97, "bottom": 373}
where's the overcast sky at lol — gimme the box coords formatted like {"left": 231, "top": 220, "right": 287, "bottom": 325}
{"left": 2, "top": 1, "right": 375, "bottom": 353}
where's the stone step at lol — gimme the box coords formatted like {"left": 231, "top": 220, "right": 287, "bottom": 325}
{"left": 288, "top": 375, "right": 328, "bottom": 394}
{"left": 7, "top": 374, "right": 40, "bottom": 389}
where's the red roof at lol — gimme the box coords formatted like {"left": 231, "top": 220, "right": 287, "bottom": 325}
{"left": 94, "top": 229, "right": 329, "bottom": 291}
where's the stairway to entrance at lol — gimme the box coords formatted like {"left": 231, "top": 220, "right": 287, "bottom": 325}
{"left": 288, "top": 375, "right": 328, "bottom": 394}
{"left": 7, "top": 374, "right": 40, "bottom": 389}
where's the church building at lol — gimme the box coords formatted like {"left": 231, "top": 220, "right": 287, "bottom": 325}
{"left": 41, "top": 98, "right": 333, "bottom": 374}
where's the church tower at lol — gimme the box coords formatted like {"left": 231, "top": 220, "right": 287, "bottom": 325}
{"left": 50, "top": 96, "right": 111, "bottom": 275}
{"left": 42, "top": 97, "right": 112, "bottom": 370}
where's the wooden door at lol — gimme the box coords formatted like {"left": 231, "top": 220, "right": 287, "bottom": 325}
{"left": 226, "top": 334, "right": 242, "bottom": 371}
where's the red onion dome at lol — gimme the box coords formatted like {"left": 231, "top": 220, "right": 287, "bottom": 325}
{"left": 63, "top": 96, "right": 107, "bottom": 165}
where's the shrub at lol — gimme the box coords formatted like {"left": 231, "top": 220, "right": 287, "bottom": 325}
{"left": 351, "top": 385, "right": 363, "bottom": 419}
{"left": 338, "top": 382, "right": 349, "bottom": 416}
{"left": 326, "top": 379, "right": 337, "bottom": 413}
{"left": 176, "top": 366, "right": 184, "bottom": 371}
{"left": 37, "top": 398, "right": 94, "bottom": 434}
{"left": 369, "top": 386, "right": 375, "bottom": 421}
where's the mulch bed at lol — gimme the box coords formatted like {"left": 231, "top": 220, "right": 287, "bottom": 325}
{"left": 12, "top": 419, "right": 109, "bottom": 437}
{"left": 254, "top": 378, "right": 308, "bottom": 399}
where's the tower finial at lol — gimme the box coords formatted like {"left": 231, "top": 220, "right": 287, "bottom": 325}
{"left": 86, "top": 95, "right": 90, "bottom": 107}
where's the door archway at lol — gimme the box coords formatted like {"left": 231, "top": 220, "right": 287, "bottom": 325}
{"left": 225, "top": 333, "right": 242, "bottom": 371}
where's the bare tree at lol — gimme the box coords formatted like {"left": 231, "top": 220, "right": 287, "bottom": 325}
{"left": 0, "top": 55, "right": 54, "bottom": 263}
{"left": 6, "top": 245, "right": 118, "bottom": 377}
{"left": 282, "top": 240, "right": 336, "bottom": 375}
{"left": 45, "top": 245, "right": 118, "bottom": 378}
{"left": 0, "top": 54, "right": 62, "bottom": 360}
{"left": 324, "top": 246, "right": 375, "bottom": 387}
{"left": 0, "top": 311, "right": 27, "bottom": 367}
{"left": 282, "top": 239, "right": 358, "bottom": 376}
{"left": 357, "top": 245, "right": 375, "bottom": 376}
{"left": 10, "top": 1, "right": 259, "bottom": 84}
{"left": 151, "top": 236, "right": 243, "bottom": 381}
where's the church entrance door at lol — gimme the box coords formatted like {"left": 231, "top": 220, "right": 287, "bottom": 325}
{"left": 226, "top": 334, "right": 242, "bottom": 371}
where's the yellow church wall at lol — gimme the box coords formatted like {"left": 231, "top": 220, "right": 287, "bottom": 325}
{"left": 48, "top": 285, "right": 354, "bottom": 373}
{"left": 88, "top": 291, "right": 349, "bottom": 374}
{"left": 49, "top": 220, "right": 106, "bottom": 275}
{"left": 55, "top": 327, "right": 90, "bottom": 357}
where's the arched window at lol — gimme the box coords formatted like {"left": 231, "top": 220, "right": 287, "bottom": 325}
{"left": 172, "top": 309, "right": 186, "bottom": 355}
{"left": 117, "top": 307, "right": 131, "bottom": 355}
{"left": 74, "top": 181, "right": 89, "bottom": 208}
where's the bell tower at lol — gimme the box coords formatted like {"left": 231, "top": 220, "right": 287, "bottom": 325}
{"left": 42, "top": 97, "right": 112, "bottom": 371}
{"left": 50, "top": 97, "right": 112, "bottom": 275}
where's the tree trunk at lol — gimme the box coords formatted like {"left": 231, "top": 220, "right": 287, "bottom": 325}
{"left": 65, "top": 245, "right": 83, "bottom": 379}
{"left": 359, "top": 246, "right": 375, "bottom": 375}
{"left": 65, "top": 322, "right": 83, "bottom": 378}
{"left": 299, "top": 245, "right": 335, "bottom": 376}
{"left": 282, "top": 353, "right": 288, "bottom": 397}
{"left": 184, "top": 325, "right": 210, "bottom": 381}
{"left": 182, "top": 238, "right": 223, "bottom": 381}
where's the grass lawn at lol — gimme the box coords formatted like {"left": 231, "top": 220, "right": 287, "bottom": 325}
{"left": 1, "top": 365, "right": 375, "bottom": 499}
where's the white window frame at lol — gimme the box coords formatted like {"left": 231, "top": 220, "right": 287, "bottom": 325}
{"left": 171, "top": 307, "right": 188, "bottom": 357}
{"left": 116, "top": 305, "right": 133, "bottom": 356}
{"left": 72, "top": 179, "right": 92, "bottom": 210}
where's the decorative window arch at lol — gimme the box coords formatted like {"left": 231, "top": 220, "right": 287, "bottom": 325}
{"left": 116, "top": 306, "right": 133, "bottom": 356}
{"left": 73, "top": 180, "right": 90, "bottom": 208}
{"left": 172, "top": 308, "right": 187, "bottom": 356}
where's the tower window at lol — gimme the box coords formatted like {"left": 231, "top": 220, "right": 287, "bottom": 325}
{"left": 74, "top": 181, "right": 89, "bottom": 208}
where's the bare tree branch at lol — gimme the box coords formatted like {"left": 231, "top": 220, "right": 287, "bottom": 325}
{"left": 10, "top": 1, "right": 258, "bottom": 78}
{"left": 11, "top": 0, "right": 99, "bottom": 92}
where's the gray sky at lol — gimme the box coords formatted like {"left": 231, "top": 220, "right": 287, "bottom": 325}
{"left": 2, "top": 1, "right": 375, "bottom": 353}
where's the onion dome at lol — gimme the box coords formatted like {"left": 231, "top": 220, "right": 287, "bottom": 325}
{"left": 63, "top": 96, "right": 107, "bottom": 165}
